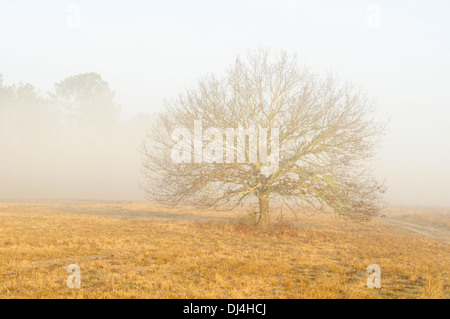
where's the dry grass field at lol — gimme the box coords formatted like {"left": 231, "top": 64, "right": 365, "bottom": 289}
{"left": 0, "top": 201, "right": 448, "bottom": 299}
{"left": 383, "top": 207, "right": 450, "bottom": 230}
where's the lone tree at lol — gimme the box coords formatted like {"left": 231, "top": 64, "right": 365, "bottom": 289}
{"left": 141, "top": 49, "right": 385, "bottom": 226}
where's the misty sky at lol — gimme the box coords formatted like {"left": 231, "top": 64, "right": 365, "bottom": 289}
{"left": 1, "top": 1, "right": 449, "bottom": 206}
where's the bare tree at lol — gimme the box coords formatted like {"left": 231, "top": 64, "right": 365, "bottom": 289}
{"left": 0, "top": 75, "right": 58, "bottom": 142}
{"left": 50, "top": 73, "right": 120, "bottom": 137}
{"left": 141, "top": 49, "right": 386, "bottom": 226}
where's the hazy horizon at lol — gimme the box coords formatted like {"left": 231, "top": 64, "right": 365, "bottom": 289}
{"left": 1, "top": 1, "right": 449, "bottom": 207}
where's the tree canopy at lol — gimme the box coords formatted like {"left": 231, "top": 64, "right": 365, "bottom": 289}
{"left": 141, "top": 49, "right": 386, "bottom": 226}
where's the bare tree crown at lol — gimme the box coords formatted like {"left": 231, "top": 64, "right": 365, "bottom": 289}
{"left": 141, "top": 49, "right": 386, "bottom": 226}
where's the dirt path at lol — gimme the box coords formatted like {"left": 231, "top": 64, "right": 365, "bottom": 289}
{"left": 380, "top": 217, "right": 450, "bottom": 244}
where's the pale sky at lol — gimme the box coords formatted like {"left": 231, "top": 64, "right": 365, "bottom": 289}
{"left": 1, "top": 1, "right": 449, "bottom": 206}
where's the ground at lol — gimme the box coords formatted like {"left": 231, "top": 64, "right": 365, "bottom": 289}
{"left": 0, "top": 201, "right": 448, "bottom": 298}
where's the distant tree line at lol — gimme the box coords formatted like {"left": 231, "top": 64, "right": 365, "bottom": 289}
{"left": 0, "top": 72, "right": 122, "bottom": 142}
{"left": 0, "top": 72, "right": 153, "bottom": 200}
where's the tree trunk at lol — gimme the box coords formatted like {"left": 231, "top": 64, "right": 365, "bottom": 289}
{"left": 257, "top": 191, "right": 270, "bottom": 227}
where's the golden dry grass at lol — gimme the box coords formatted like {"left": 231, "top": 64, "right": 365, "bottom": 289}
{"left": 384, "top": 207, "right": 450, "bottom": 230}
{"left": 0, "top": 201, "right": 448, "bottom": 298}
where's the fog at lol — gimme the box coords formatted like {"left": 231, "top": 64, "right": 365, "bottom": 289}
{"left": 1, "top": 1, "right": 449, "bottom": 207}
{"left": 0, "top": 73, "right": 154, "bottom": 200}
